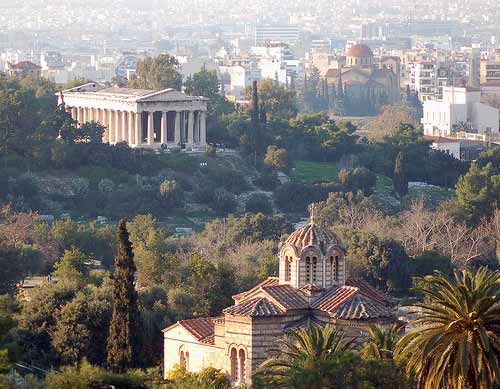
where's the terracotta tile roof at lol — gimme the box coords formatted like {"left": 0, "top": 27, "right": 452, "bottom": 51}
{"left": 9, "top": 61, "right": 41, "bottom": 70}
{"left": 261, "top": 284, "right": 309, "bottom": 310}
{"left": 346, "top": 44, "right": 373, "bottom": 58}
{"left": 299, "top": 283, "right": 325, "bottom": 296}
{"left": 177, "top": 317, "right": 215, "bottom": 343}
{"left": 346, "top": 278, "right": 393, "bottom": 306}
{"left": 325, "top": 68, "right": 341, "bottom": 78}
{"left": 333, "top": 294, "right": 394, "bottom": 320}
{"left": 284, "top": 223, "right": 341, "bottom": 252}
{"left": 199, "top": 334, "right": 215, "bottom": 344}
{"left": 312, "top": 285, "right": 359, "bottom": 312}
{"left": 224, "top": 297, "right": 285, "bottom": 317}
{"left": 232, "top": 277, "right": 279, "bottom": 302}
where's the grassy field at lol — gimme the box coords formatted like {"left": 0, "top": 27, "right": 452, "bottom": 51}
{"left": 374, "top": 175, "right": 455, "bottom": 211}
{"left": 290, "top": 161, "right": 338, "bottom": 183}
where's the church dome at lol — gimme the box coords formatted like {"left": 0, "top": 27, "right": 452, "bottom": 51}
{"left": 284, "top": 221, "right": 341, "bottom": 252}
{"left": 346, "top": 44, "right": 373, "bottom": 58}
{"left": 346, "top": 44, "right": 374, "bottom": 67}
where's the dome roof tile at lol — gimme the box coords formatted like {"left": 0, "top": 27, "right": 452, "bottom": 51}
{"left": 346, "top": 44, "right": 373, "bottom": 58}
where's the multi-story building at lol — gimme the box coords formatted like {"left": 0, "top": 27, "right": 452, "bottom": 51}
{"left": 422, "top": 86, "right": 499, "bottom": 137}
{"left": 480, "top": 51, "right": 500, "bottom": 85}
{"left": 410, "top": 61, "right": 436, "bottom": 101}
{"left": 255, "top": 25, "right": 300, "bottom": 46}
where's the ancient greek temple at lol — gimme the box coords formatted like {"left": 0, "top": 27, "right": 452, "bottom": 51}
{"left": 58, "top": 83, "right": 208, "bottom": 149}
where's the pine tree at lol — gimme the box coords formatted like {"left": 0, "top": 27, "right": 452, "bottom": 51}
{"left": 393, "top": 151, "right": 408, "bottom": 200}
{"left": 107, "top": 220, "right": 140, "bottom": 373}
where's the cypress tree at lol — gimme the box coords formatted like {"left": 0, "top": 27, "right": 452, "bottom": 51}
{"left": 323, "top": 77, "right": 329, "bottom": 108}
{"left": 393, "top": 151, "right": 408, "bottom": 200}
{"left": 107, "top": 220, "right": 140, "bottom": 373}
{"left": 251, "top": 80, "right": 260, "bottom": 165}
{"left": 259, "top": 101, "right": 267, "bottom": 127}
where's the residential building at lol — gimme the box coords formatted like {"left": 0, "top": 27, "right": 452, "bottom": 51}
{"left": 422, "top": 86, "right": 499, "bottom": 137}
{"left": 255, "top": 25, "right": 300, "bottom": 45}
{"left": 480, "top": 51, "right": 500, "bottom": 84}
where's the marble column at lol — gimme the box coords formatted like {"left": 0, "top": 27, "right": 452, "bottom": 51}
{"left": 78, "top": 107, "right": 83, "bottom": 124}
{"left": 107, "top": 110, "right": 114, "bottom": 144}
{"left": 101, "top": 109, "right": 108, "bottom": 143}
{"left": 187, "top": 111, "right": 194, "bottom": 145}
{"left": 161, "top": 112, "right": 167, "bottom": 144}
{"left": 174, "top": 111, "right": 181, "bottom": 145}
{"left": 128, "top": 112, "right": 135, "bottom": 146}
{"left": 200, "top": 111, "right": 207, "bottom": 145}
{"left": 82, "top": 107, "right": 88, "bottom": 123}
{"left": 88, "top": 108, "right": 94, "bottom": 122}
{"left": 147, "top": 111, "right": 154, "bottom": 145}
{"left": 135, "top": 112, "right": 142, "bottom": 146}
{"left": 115, "top": 111, "right": 122, "bottom": 143}
{"left": 121, "top": 111, "right": 128, "bottom": 144}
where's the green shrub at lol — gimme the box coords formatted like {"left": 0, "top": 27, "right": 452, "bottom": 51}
{"left": 245, "top": 194, "right": 273, "bottom": 214}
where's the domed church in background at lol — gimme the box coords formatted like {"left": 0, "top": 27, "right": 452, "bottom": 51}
{"left": 325, "top": 43, "right": 401, "bottom": 114}
{"left": 162, "top": 208, "right": 400, "bottom": 385}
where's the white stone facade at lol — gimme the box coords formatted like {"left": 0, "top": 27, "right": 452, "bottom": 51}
{"left": 58, "top": 83, "right": 208, "bottom": 149}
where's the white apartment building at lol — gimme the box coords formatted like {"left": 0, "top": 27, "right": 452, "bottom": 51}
{"left": 422, "top": 86, "right": 499, "bottom": 137}
{"left": 219, "top": 64, "right": 261, "bottom": 101}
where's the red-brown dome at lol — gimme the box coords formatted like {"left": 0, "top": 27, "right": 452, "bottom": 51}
{"left": 284, "top": 222, "right": 341, "bottom": 252}
{"left": 346, "top": 44, "right": 373, "bottom": 58}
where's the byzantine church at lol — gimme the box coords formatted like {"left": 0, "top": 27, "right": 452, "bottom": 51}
{"left": 162, "top": 214, "right": 398, "bottom": 385}
{"left": 325, "top": 44, "right": 401, "bottom": 109}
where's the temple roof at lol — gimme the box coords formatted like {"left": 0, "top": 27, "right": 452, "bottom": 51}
{"left": 98, "top": 87, "right": 156, "bottom": 97}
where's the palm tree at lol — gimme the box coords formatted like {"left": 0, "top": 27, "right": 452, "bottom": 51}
{"left": 254, "top": 325, "right": 356, "bottom": 388}
{"left": 361, "top": 323, "right": 400, "bottom": 360}
{"left": 395, "top": 267, "right": 500, "bottom": 389}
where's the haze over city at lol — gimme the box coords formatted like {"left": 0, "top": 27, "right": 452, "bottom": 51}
{"left": 0, "top": 1, "right": 500, "bottom": 388}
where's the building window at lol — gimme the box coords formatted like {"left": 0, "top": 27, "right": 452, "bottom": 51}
{"left": 230, "top": 348, "right": 238, "bottom": 381}
{"left": 330, "top": 256, "right": 334, "bottom": 282}
{"left": 305, "top": 257, "right": 311, "bottom": 283}
{"left": 312, "top": 257, "right": 317, "bottom": 282}
{"left": 238, "top": 349, "right": 246, "bottom": 383}
{"left": 285, "top": 256, "right": 292, "bottom": 282}
{"left": 180, "top": 350, "right": 186, "bottom": 370}
{"left": 335, "top": 256, "right": 340, "bottom": 282}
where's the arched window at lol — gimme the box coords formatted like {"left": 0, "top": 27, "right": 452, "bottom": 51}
{"left": 285, "top": 256, "right": 292, "bottom": 282}
{"left": 330, "top": 256, "right": 334, "bottom": 282}
{"left": 305, "top": 257, "right": 311, "bottom": 283}
{"left": 238, "top": 349, "right": 246, "bottom": 383}
{"left": 335, "top": 255, "right": 340, "bottom": 282}
{"left": 230, "top": 348, "right": 238, "bottom": 381}
{"left": 180, "top": 350, "right": 186, "bottom": 370}
{"left": 312, "top": 257, "right": 317, "bottom": 282}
